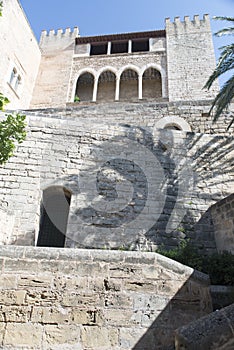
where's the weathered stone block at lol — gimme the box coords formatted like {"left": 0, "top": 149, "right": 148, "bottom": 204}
{"left": 0, "top": 290, "right": 26, "bottom": 305}
{"left": 81, "top": 326, "right": 118, "bottom": 348}
{"left": 44, "top": 324, "right": 81, "bottom": 346}
{"left": 0, "top": 305, "right": 31, "bottom": 323}
{"left": 31, "top": 306, "right": 71, "bottom": 324}
{"left": 3, "top": 323, "right": 43, "bottom": 347}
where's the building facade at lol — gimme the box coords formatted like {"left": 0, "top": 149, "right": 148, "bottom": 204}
{"left": 0, "top": 0, "right": 233, "bottom": 253}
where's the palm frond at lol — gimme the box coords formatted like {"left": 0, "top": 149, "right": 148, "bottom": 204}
{"left": 215, "top": 27, "right": 234, "bottom": 37}
{"left": 204, "top": 52, "right": 234, "bottom": 90}
{"left": 213, "top": 16, "right": 234, "bottom": 22}
{"left": 209, "top": 74, "right": 234, "bottom": 127}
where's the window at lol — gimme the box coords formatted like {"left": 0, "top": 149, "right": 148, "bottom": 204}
{"left": 132, "top": 39, "right": 149, "bottom": 52}
{"left": 14, "top": 75, "right": 21, "bottom": 92}
{"left": 9, "top": 68, "right": 17, "bottom": 85}
{"left": 9, "top": 67, "right": 22, "bottom": 94}
{"left": 90, "top": 43, "right": 108, "bottom": 55}
{"left": 111, "top": 41, "right": 128, "bottom": 54}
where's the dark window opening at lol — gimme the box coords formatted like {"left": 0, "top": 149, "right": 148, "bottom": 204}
{"left": 90, "top": 43, "right": 108, "bottom": 55}
{"left": 111, "top": 41, "right": 128, "bottom": 54}
{"left": 132, "top": 39, "right": 149, "bottom": 52}
{"left": 164, "top": 124, "right": 182, "bottom": 131}
{"left": 37, "top": 187, "right": 71, "bottom": 248}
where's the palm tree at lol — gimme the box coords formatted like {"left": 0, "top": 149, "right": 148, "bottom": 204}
{"left": 204, "top": 16, "right": 234, "bottom": 129}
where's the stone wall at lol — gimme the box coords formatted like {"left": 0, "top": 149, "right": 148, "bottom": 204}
{"left": 31, "top": 100, "right": 234, "bottom": 135}
{"left": 175, "top": 303, "right": 234, "bottom": 350}
{"left": 0, "top": 246, "right": 212, "bottom": 349}
{"left": 166, "top": 15, "right": 219, "bottom": 102}
{"left": 210, "top": 194, "right": 234, "bottom": 253}
{"left": 0, "top": 0, "right": 41, "bottom": 109}
{"left": 30, "top": 28, "right": 79, "bottom": 109}
{"left": 0, "top": 102, "right": 233, "bottom": 250}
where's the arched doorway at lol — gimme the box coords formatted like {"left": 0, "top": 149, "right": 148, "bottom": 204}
{"left": 119, "top": 69, "right": 138, "bottom": 100}
{"left": 37, "top": 187, "right": 71, "bottom": 247}
{"left": 75, "top": 72, "right": 94, "bottom": 102}
{"left": 142, "top": 67, "right": 162, "bottom": 99}
{"left": 97, "top": 70, "right": 116, "bottom": 102}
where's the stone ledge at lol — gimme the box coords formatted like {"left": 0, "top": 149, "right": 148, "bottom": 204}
{"left": 0, "top": 246, "right": 210, "bottom": 285}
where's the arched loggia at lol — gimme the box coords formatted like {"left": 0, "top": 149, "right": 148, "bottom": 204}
{"left": 97, "top": 70, "right": 116, "bottom": 101}
{"left": 142, "top": 67, "right": 162, "bottom": 99}
{"left": 119, "top": 69, "right": 138, "bottom": 100}
{"left": 75, "top": 72, "right": 94, "bottom": 102}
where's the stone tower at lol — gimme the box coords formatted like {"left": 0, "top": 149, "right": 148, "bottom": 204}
{"left": 0, "top": 0, "right": 233, "bottom": 253}
{"left": 0, "top": 2, "right": 233, "bottom": 349}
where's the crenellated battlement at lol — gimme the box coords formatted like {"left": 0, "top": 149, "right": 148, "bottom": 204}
{"left": 165, "top": 14, "right": 210, "bottom": 32}
{"left": 165, "top": 13, "right": 219, "bottom": 102}
{"left": 39, "top": 26, "right": 79, "bottom": 51}
{"left": 40, "top": 26, "right": 79, "bottom": 38}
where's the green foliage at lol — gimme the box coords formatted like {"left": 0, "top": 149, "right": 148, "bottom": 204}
{"left": 74, "top": 95, "right": 80, "bottom": 103}
{"left": 0, "top": 93, "right": 10, "bottom": 110}
{"left": 0, "top": 0, "right": 26, "bottom": 164}
{"left": 0, "top": 92, "right": 26, "bottom": 165}
{"left": 0, "top": 113, "right": 26, "bottom": 164}
{"left": 157, "top": 240, "right": 234, "bottom": 286}
{"left": 157, "top": 240, "right": 204, "bottom": 272}
{"left": 204, "top": 16, "right": 234, "bottom": 128}
{"left": 204, "top": 252, "right": 234, "bottom": 285}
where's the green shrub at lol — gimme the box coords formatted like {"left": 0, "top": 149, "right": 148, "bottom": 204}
{"left": 156, "top": 241, "right": 234, "bottom": 286}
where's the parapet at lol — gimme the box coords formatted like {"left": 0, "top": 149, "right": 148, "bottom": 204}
{"left": 39, "top": 27, "right": 80, "bottom": 51}
{"left": 165, "top": 14, "right": 211, "bottom": 33}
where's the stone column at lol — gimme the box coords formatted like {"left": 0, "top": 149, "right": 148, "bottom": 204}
{"left": 93, "top": 77, "right": 98, "bottom": 102}
{"left": 107, "top": 42, "right": 111, "bottom": 55}
{"left": 115, "top": 76, "right": 120, "bottom": 101}
{"left": 128, "top": 40, "right": 132, "bottom": 53}
{"left": 138, "top": 74, "right": 143, "bottom": 99}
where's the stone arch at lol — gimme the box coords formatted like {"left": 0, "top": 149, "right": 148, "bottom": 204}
{"left": 140, "top": 63, "right": 167, "bottom": 98}
{"left": 155, "top": 116, "right": 192, "bottom": 132}
{"left": 142, "top": 67, "right": 162, "bottom": 99}
{"left": 75, "top": 71, "right": 95, "bottom": 102}
{"left": 37, "top": 186, "right": 71, "bottom": 247}
{"left": 119, "top": 68, "right": 139, "bottom": 101}
{"left": 97, "top": 69, "right": 116, "bottom": 102}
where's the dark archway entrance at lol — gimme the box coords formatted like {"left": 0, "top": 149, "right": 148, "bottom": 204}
{"left": 37, "top": 187, "right": 71, "bottom": 247}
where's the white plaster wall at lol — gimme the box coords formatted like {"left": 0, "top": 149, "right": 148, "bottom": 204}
{"left": 0, "top": 0, "right": 41, "bottom": 109}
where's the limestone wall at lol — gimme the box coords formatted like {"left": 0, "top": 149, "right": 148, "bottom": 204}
{"left": 30, "top": 28, "right": 79, "bottom": 109}
{"left": 0, "top": 0, "right": 41, "bottom": 109}
{"left": 36, "top": 100, "right": 234, "bottom": 135}
{"left": 210, "top": 194, "right": 234, "bottom": 253}
{"left": 166, "top": 15, "right": 219, "bottom": 101}
{"left": 0, "top": 103, "right": 233, "bottom": 250}
{"left": 175, "top": 303, "right": 234, "bottom": 350}
{"left": 0, "top": 246, "right": 212, "bottom": 349}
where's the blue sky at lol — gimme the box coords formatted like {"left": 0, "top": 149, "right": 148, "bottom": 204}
{"left": 20, "top": 0, "right": 233, "bottom": 39}
{"left": 20, "top": 0, "right": 233, "bottom": 85}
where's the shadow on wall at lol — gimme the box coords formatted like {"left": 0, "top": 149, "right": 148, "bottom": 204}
{"left": 195, "top": 193, "right": 234, "bottom": 254}
{"left": 35, "top": 123, "right": 234, "bottom": 252}
{"left": 131, "top": 271, "right": 212, "bottom": 350}
{"left": 0, "top": 246, "right": 212, "bottom": 350}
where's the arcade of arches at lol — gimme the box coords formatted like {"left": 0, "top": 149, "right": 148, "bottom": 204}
{"left": 75, "top": 67, "right": 162, "bottom": 102}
